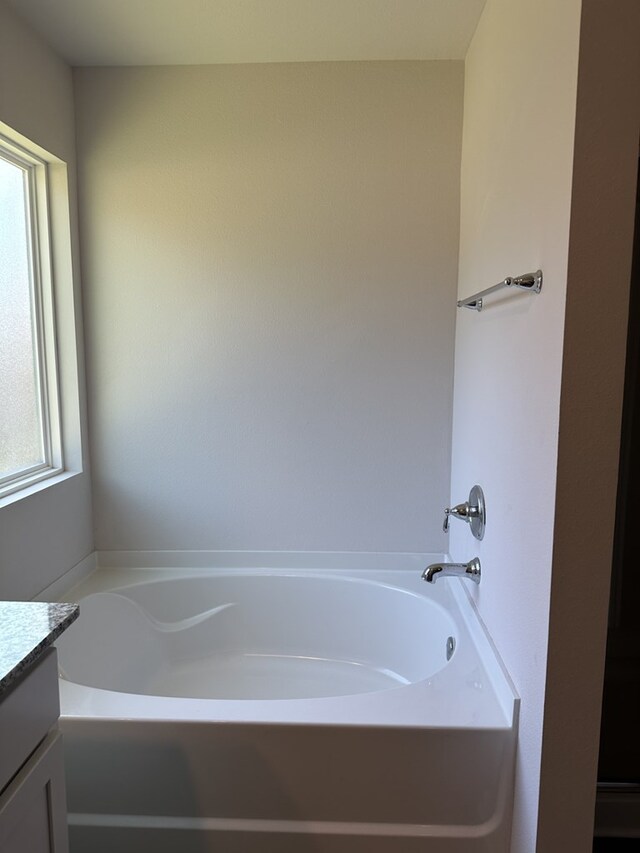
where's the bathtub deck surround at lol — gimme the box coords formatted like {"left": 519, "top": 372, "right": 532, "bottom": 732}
{"left": 55, "top": 552, "right": 518, "bottom": 852}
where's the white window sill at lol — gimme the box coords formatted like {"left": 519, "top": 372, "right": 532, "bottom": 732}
{"left": 0, "top": 470, "right": 82, "bottom": 510}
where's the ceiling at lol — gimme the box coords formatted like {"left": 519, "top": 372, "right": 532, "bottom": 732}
{"left": 7, "top": 0, "right": 486, "bottom": 66}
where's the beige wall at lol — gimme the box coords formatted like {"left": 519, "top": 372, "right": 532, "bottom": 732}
{"left": 449, "top": 1, "right": 582, "bottom": 850}
{"left": 538, "top": 1, "right": 640, "bottom": 848}
{"left": 74, "top": 61, "right": 463, "bottom": 553}
{"left": 0, "top": 1, "right": 93, "bottom": 600}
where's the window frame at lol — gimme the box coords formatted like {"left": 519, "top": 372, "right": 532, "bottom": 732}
{"left": 0, "top": 133, "right": 64, "bottom": 499}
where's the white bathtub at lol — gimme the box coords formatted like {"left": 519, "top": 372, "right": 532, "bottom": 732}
{"left": 56, "top": 552, "right": 518, "bottom": 853}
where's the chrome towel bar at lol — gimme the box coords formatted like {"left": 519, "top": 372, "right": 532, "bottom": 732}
{"left": 457, "top": 269, "right": 543, "bottom": 312}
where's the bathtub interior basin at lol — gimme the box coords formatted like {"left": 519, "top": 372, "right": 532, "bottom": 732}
{"left": 56, "top": 573, "right": 457, "bottom": 700}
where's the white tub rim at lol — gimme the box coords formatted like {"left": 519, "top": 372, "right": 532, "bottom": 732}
{"left": 54, "top": 557, "right": 518, "bottom": 731}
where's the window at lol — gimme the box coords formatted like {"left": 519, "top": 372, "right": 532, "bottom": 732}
{"left": 0, "top": 135, "right": 63, "bottom": 498}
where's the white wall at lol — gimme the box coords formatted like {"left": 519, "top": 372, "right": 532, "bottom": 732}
{"left": 0, "top": 1, "right": 93, "bottom": 600}
{"left": 74, "top": 61, "right": 463, "bottom": 553}
{"left": 448, "top": 1, "right": 582, "bottom": 850}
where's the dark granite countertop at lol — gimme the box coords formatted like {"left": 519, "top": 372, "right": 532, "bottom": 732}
{"left": 0, "top": 601, "right": 79, "bottom": 697}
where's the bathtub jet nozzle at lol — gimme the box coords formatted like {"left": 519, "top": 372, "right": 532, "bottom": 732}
{"left": 422, "top": 558, "right": 481, "bottom": 585}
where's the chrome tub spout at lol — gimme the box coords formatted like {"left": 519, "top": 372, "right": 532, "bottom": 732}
{"left": 422, "top": 557, "right": 481, "bottom": 585}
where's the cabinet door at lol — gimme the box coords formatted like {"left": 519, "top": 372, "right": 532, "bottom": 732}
{"left": 0, "top": 731, "right": 69, "bottom": 853}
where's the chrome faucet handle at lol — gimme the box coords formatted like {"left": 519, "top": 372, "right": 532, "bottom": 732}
{"left": 442, "top": 486, "right": 486, "bottom": 540}
{"left": 443, "top": 502, "right": 473, "bottom": 531}
{"left": 442, "top": 501, "right": 469, "bottom": 533}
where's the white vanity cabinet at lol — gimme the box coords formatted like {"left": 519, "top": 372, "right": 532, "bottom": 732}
{"left": 0, "top": 603, "right": 79, "bottom": 853}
